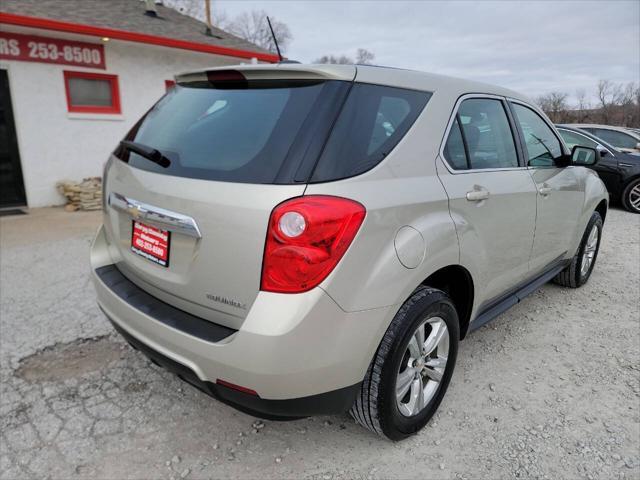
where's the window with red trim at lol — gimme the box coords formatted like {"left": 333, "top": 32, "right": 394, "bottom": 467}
{"left": 63, "top": 71, "right": 121, "bottom": 114}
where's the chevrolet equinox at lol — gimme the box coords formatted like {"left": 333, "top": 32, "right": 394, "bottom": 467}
{"left": 91, "top": 64, "right": 608, "bottom": 440}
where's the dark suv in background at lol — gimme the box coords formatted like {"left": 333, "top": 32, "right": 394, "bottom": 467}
{"left": 557, "top": 125, "right": 640, "bottom": 213}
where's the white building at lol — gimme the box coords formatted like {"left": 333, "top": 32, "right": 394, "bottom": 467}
{"left": 0, "top": 0, "right": 277, "bottom": 208}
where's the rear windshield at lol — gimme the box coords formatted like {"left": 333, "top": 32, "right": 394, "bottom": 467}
{"left": 116, "top": 79, "right": 430, "bottom": 184}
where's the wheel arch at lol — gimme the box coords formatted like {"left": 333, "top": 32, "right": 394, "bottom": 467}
{"left": 595, "top": 198, "right": 608, "bottom": 223}
{"left": 420, "top": 265, "right": 474, "bottom": 339}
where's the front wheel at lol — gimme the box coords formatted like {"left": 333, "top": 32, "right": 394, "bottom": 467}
{"left": 622, "top": 178, "right": 640, "bottom": 214}
{"left": 350, "top": 286, "right": 459, "bottom": 441}
{"left": 553, "top": 211, "right": 603, "bottom": 288}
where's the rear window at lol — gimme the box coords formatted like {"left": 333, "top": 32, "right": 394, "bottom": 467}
{"left": 117, "top": 81, "right": 332, "bottom": 183}
{"left": 116, "top": 79, "right": 430, "bottom": 184}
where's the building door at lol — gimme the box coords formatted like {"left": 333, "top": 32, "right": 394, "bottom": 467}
{"left": 0, "top": 69, "right": 27, "bottom": 208}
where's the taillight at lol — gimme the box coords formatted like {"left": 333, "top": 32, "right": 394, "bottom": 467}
{"left": 261, "top": 196, "right": 366, "bottom": 293}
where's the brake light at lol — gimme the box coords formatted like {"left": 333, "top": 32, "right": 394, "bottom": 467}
{"left": 206, "top": 69, "right": 247, "bottom": 88}
{"left": 261, "top": 196, "right": 366, "bottom": 293}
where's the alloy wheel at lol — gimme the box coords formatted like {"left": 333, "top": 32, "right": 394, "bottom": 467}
{"left": 395, "top": 317, "right": 449, "bottom": 417}
{"left": 628, "top": 183, "right": 640, "bottom": 212}
{"left": 580, "top": 224, "right": 599, "bottom": 277}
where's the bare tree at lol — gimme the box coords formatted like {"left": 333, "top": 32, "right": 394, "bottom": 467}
{"left": 634, "top": 83, "right": 640, "bottom": 127}
{"left": 356, "top": 48, "right": 375, "bottom": 65}
{"left": 537, "top": 92, "right": 569, "bottom": 123}
{"left": 618, "top": 82, "right": 639, "bottom": 126}
{"left": 313, "top": 54, "right": 354, "bottom": 64}
{"left": 573, "top": 88, "right": 590, "bottom": 122}
{"left": 163, "top": 3, "right": 288, "bottom": 52}
{"left": 314, "top": 49, "right": 376, "bottom": 65}
{"left": 596, "top": 79, "right": 624, "bottom": 124}
{"left": 223, "top": 10, "right": 292, "bottom": 53}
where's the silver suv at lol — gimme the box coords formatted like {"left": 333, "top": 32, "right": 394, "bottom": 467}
{"left": 91, "top": 65, "right": 608, "bottom": 440}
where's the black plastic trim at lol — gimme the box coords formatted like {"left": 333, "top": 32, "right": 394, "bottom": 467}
{"left": 105, "top": 315, "right": 361, "bottom": 420}
{"left": 469, "top": 257, "right": 570, "bottom": 332}
{"left": 95, "top": 264, "right": 236, "bottom": 343}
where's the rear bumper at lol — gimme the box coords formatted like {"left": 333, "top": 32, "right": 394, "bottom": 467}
{"left": 91, "top": 224, "right": 395, "bottom": 416}
{"left": 107, "top": 315, "right": 359, "bottom": 419}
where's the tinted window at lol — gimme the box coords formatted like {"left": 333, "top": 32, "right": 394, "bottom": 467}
{"left": 443, "top": 118, "right": 468, "bottom": 169}
{"left": 443, "top": 98, "right": 518, "bottom": 170}
{"left": 511, "top": 104, "right": 562, "bottom": 167}
{"left": 558, "top": 129, "right": 598, "bottom": 149}
{"left": 118, "top": 81, "right": 335, "bottom": 183}
{"left": 591, "top": 128, "right": 638, "bottom": 149}
{"left": 311, "top": 84, "right": 431, "bottom": 181}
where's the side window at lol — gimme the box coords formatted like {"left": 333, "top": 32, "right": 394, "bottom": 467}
{"left": 368, "top": 95, "right": 412, "bottom": 154}
{"left": 592, "top": 129, "right": 637, "bottom": 149}
{"left": 558, "top": 129, "right": 598, "bottom": 149}
{"left": 311, "top": 84, "right": 431, "bottom": 182}
{"left": 511, "top": 104, "right": 562, "bottom": 167}
{"left": 443, "top": 98, "right": 518, "bottom": 170}
{"left": 443, "top": 118, "right": 468, "bottom": 169}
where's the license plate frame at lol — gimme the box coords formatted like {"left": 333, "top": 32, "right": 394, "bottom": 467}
{"left": 130, "top": 220, "right": 171, "bottom": 267}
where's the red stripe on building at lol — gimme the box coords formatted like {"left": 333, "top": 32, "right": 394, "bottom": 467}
{"left": 0, "top": 12, "right": 279, "bottom": 63}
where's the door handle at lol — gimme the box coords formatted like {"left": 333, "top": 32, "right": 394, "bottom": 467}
{"left": 538, "top": 186, "right": 552, "bottom": 196}
{"left": 466, "top": 189, "right": 490, "bottom": 202}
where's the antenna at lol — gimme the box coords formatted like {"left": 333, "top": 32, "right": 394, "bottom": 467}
{"left": 266, "top": 16, "right": 283, "bottom": 62}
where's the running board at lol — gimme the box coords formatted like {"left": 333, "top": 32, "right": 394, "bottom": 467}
{"left": 469, "top": 260, "right": 569, "bottom": 333}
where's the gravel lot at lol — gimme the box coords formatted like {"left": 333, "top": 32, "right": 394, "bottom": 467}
{"left": 1, "top": 206, "right": 639, "bottom": 480}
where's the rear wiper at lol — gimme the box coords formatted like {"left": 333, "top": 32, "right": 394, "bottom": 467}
{"left": 120, "top": 141, "right": 171, "bottom": 168}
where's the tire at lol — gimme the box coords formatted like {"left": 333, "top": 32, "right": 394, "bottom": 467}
{"left": 350, "top": 286, "right": 459, "bottom": 441}
{"left": 553, "top": 211, "right": 603, "bottom": 288}
{"left": 621, "top": 178, "right": 640, "bottom": 214}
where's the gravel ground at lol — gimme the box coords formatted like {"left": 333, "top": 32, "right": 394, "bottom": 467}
{"left": 1, "top": 206, "right": 638, "bottom": 480}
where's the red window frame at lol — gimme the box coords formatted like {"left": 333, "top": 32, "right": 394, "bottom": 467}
{"left": 63, "top": 70, "right": 121, "bottom": 114}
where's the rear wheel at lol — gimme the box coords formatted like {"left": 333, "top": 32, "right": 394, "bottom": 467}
{"left": 622, "top": 178, "right": 640, "bottom": 214}
{"left": 553, "top": 211, "right": 603, "bottom": 288}
{"left": 350, "top": 286, "right": 459, "bottom": 440}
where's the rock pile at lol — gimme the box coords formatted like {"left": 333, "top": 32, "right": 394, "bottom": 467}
{"left": 56, "top": 177, "right": 102, "bottom": 211}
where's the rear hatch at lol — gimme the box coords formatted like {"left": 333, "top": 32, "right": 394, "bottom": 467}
{"left": 103, "top": 66, "right": 355, "bottom": 329}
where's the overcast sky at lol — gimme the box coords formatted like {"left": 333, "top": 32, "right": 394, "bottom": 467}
{"left": 207, "top": 1, "right": 639, "bottom": 104}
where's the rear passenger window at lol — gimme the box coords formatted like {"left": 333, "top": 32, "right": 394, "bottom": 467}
{"left": 443, "top": 98, "right": 518, "bottom": 170}
{"left": 591, "top": 128, "right": 638, "bottom": 149}
{"left": 311, "top": 84, "right": 431, "bottom": 182}
{"left": 511, "top": 103, "right": 562, "bottom": 167}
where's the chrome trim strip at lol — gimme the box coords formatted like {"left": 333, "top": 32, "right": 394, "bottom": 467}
{"left": 108, "top": 192, "right": 202, "bottom": 239}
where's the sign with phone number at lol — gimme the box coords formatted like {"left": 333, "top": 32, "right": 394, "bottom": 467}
{"left": 0, "top": 31, "right": 105, "bottom": 69}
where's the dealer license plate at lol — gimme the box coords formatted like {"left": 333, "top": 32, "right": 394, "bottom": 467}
{"left": 131, "top": 220, "right": 170, "bottom": 267}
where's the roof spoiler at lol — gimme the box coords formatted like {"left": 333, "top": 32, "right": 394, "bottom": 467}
{"left": 175, "top": 64, "right": 356, "bottom": 85}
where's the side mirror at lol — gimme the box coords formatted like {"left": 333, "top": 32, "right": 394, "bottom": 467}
{"left": 636, "top": 142, "right": 640, "bottom": 150}
{"left": 596, "top": 145, "right": 608, "bottom": 158}
{"left": 571, "top": 145, "right": 599, "bottom": 166}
